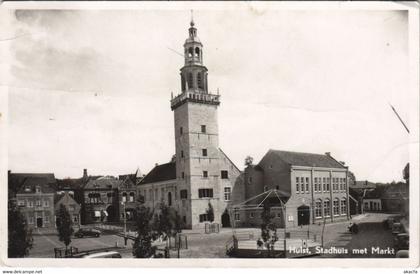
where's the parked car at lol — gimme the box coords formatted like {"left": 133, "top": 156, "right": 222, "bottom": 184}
{"left": 391, "top": 223, "right": 403, "bottom": 235}
{"left": 83, "top": 251, "right": 122, "bottom": 258}
{"left": 394, "top": 233, "right": 409, "bottom": 251}
{"left": 74, "top": 228, "right": 101, "bottom": 238}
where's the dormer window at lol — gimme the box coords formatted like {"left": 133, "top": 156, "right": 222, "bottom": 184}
{"left": 35, "top": 186, "right": 41, "bottom": 194}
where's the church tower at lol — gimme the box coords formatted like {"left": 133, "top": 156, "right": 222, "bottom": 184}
{"left": 170, "top": 18, "right": 224, "bottom": 228}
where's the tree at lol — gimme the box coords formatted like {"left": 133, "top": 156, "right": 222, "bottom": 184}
{"left": 154, "top": 203, "right": 183, "bottom": 240}
{"left": 206, "top": 202, "right": 215, "bottom": 223}
{"left": 348, "top": 171, "right": 356, "bottom": 184}
{"left": 8, "top": 200, "right": 33, "bottom": 258}
{"left": 260, "top": 204, "right": 278, "bottom": 257}
{"left": 133, "top": 206, "right": 158, "bottom": 258}
{"left": 245, "top": 156, "right": 254, "bottom": 167}
{"left": 56, "top": 204, "right": 74, "bottom": 251}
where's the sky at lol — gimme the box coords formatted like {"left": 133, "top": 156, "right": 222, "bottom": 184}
{"left": 2, "top": 7, "right": 412, "bottom": 182}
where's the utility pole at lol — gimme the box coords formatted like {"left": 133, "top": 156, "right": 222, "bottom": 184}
{"left": 121, "top": 201, "right": 127, "bottom": 246}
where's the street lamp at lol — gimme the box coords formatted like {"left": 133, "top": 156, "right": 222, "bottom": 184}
{"left": 121, "top": 201, "right": 127, "bottom": 246}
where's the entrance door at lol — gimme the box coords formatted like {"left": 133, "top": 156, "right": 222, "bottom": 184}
{"left": 221, "top": 211, "right": 231, "bottom": 228}
{"left": 297, "top": 205, "right": 310, "bottom": 226}
{"left": 37, "top": 217, "right": 43, "bottom": 228}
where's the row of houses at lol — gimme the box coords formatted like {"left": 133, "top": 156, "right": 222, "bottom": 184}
{"left": 8, "top": 169, "right": 141, "bottom": 229}
{"left": 348, "top": 179, "right": 408, "bottom": 215}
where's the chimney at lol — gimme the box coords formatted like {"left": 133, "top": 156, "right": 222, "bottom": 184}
{"left": 83, "top": 169, "right": 88, "bottom": 178}
{"left": 155, "top": 163, "right": 159, "bottom": 167}
{"left": 365, "top": 180, "right": 368, "bottom": 185}
{"left": 325, "top": 152, "right": 331, "bottom": 157}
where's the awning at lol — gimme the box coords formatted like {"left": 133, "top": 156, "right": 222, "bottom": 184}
{"left": 94, "top": 211, "right": 101, "bottom": 217}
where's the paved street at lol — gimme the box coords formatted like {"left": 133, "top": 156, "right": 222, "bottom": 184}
{"left": 26, "top": 213, "right": 397, "bottom": 258}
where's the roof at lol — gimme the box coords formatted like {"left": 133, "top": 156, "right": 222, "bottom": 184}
{"left": 56, "top": 178, "right": 87, "bottom": 190}
{"left": 84, "top": 176, "right": 121, "bottom": 189}
{"left": 9, "top": 173, "right": 56, "bottom": 192}
{"left": 139, "top": 162, "right": 176, "bottom": 185}
{"left": 349, "top": 181, "right": 377, "bottom": 189}
{"left": 17, "top": 177, "right": 56, "bottom": 194}
{"left": 268, "top": 150, "right": 346, "bottom": 169}
{"left": 54, "top": 191, "right": 81, "bottom": 207}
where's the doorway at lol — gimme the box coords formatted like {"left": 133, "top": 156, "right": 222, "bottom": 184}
{"left": 36, "top": 217, "right": 43, "bottom": 228}
{"left": 221, "top": 210, "right": 231, "bottom": 228}
{"left": 297, "top": 205, "right": 310, "bottom": 226}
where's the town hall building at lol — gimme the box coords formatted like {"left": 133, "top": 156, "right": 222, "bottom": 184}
{"left": 137, "top": 19, "right": 243, "bottom": 229}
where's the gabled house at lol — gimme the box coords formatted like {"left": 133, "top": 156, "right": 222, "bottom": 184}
{"left": 55, "top": 191, "right": 82, "bottom": 228}
{"left": 16, "top": 176, "right": 56, "bottom": 229}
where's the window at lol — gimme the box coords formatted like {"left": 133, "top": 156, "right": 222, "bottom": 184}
{"left": 318, "top": 178, "right": 322, "bottom": 192}
{"left": 197, "top": 72, "right": 203, "bottom": 89}
{"left": 168, "top": 192, "right": 172, "bottom": 206}
{"left": 224, "top": 187, "right": 231, "bottom": 201}
{"left": 28, "top": 201, "right": 33, "bottom": 208}
{"left": 202, "top": 149, "right": 207, "bottom": 157}
{"left": 180, "top": 127, "right": 183, "bottom": 135}
{"left": 188, "top": 47, "right": 193, "bottom": 57}
{"left": 28, "top": 217, "right": 34, "bottom": 224}
{"left": 341, "top": 199, "right": 347, "bottom": 215}
{"left": 73, "top": 216, "right": 78, "bottom": 223}
{"left": 315, "top": 200, "right": 322, "bottom": 218}
{"left": 300, "top": 177, "right": 304, "bottom": 194}
{"left": 129, "top": 192, "right": 135, "bottom": 202}
{"left": 122, "top": 192, "right": 127, "bottom": 202}
{"left": 181, "top": 150, "right": 184, "bottom": 158}
{"left": 221, "top": 170, "right": 229, "bottom": 179}
{"left": 333, "top": 199, "right": 340, "bottom": 216}
{"left": 199, "top": 214, "right": 210, "bottom": 222}
{"left": 296, "top": 177, "right": 300, "bottom": 193}
{"left": 276, "top": 212, "right": 282, "bottom": 218}
{"left": 305, "top": 177, "right": 309, "bottom": 193}
{"left": 149, "top": 189, "right": 152, "bottom": 200}
{"left": 36, "top": 200, "right": 42, "bottom": 207}
{"left": 322, "top": 178, "right": 326, "bottom": 192}
{"left": 234, "top": 212, "right": 240, "bottom": 221}
{"left": 182, "top": 172, "right": 185, "bottom": 179}
{"left": 201, "top": 125, "right": 206, "bottom": 133}
{"left": 45, "top": 215, "right": 50, "bottom": 224}
{"left": 35, "top": 186, "right": 41, "bottom": 193}
{"left": 250, "top": 212, "right": 254, "bottom": 218}
{"left": 155, "top": 189, "right": 158, "bottom": 200}
{"left": 187, "top": 72, "right": 193, "bottom": 89}
{"left": 17, "top": 200, "right": 25, "bottom": 206}
{"left": 326, "top": 180, "right": 330, "bottom": 191}
{"left": 43, "top": 200, "right": 49, "bottom": 207}
{"left": 198, "top": 188, "right": 213, "bottom": 198}
{"left": 203, "top": 171, "right": 208, "bottom": 178}
{"left": 195, "top": 47, "right": 200, "bottom": 57}
{"left": 323, "top": 199, "right": 330, "bottom": 217}
{"left": 180, "top": 190, "right": 188, "bottom": 199}
{"left": 314, "top": 178, "right": 318, "bottom": 192}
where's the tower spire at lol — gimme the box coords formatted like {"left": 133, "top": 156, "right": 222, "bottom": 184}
{"left": 190, "top": 10, "right": 194, "bottom": 27}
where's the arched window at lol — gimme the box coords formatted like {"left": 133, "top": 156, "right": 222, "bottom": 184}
{"left": 168, "top": 192, "right": 172, "bottom": 206}
{"left": 129, "top": 192, "right": 135, "bottom": 202}
{"left": 122, "top": 192, "right": 127, "bottom": 203}
{"left": 187, "top": 72, "right": 193, "bottom": 89}
{"left": 181, "top": 75, "right": 186, "bottom": 91}
{"left": 197, "top": 72, "right": 203, "bottom": 89}
{"left": 333, "top": 198, "right": 340, "bottom": 215}
{"left": 195, "top": 47, "right": 200, "bottom": 58}
{"left": 323, "top": 199, "right": 330, "bottom": 217}
{"left": 315, "top": 199, "right": 322, "bottom": 218}
{"left": 188, "top": 47, "right": 193, "bottom": 58}
{"left": 341, "top": 199, "right": 347, "bottom": 215}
